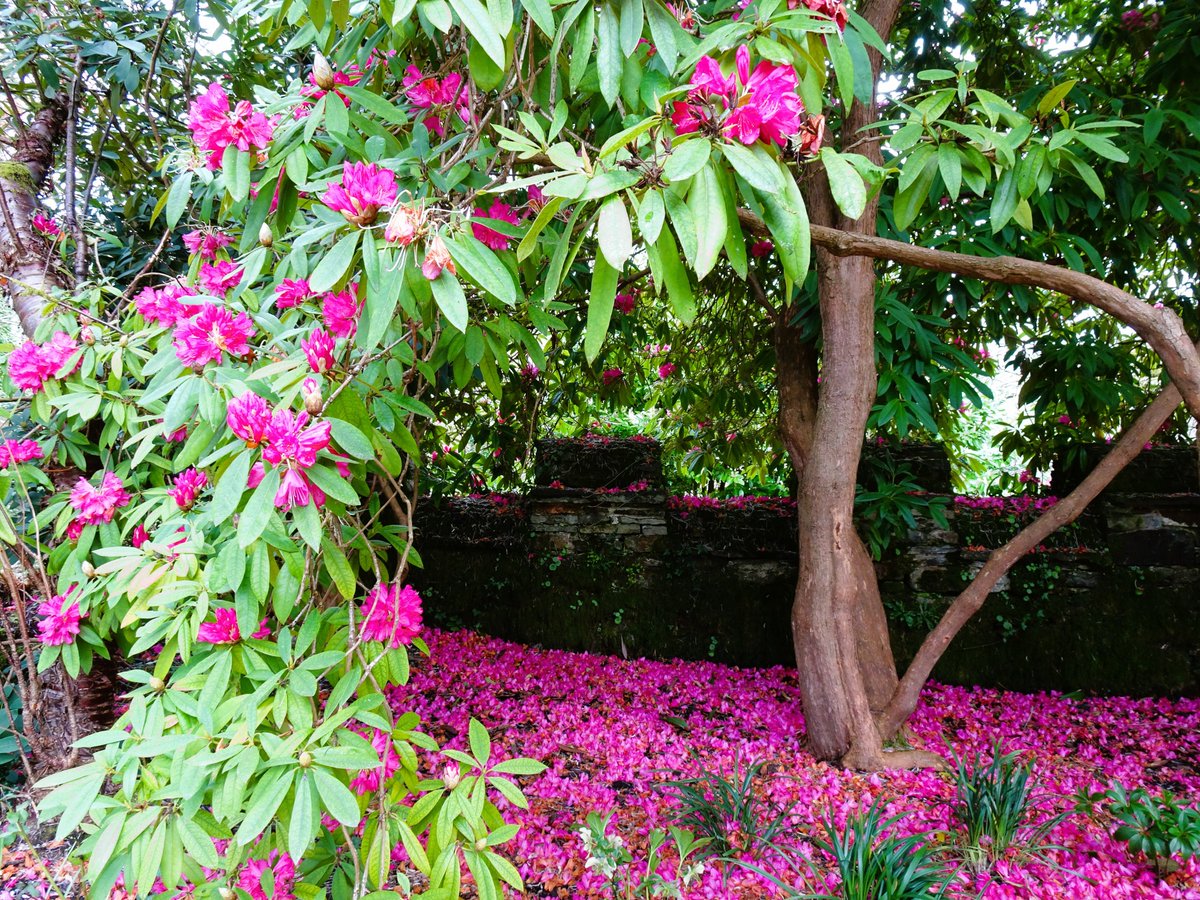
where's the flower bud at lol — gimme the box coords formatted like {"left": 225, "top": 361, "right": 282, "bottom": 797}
{"left": 475, "top": 838, "right": 488, "bottom": 852}
{"left": 81, "top": 560, "right": 96, "bottom": 578}
{"left": 302, "top": 377, "right": 323, "bottom": 415}
{"left": 442, "top": 763, "right": 461, "bottom": 790}
{"left": 80, "top": 327, "right": 96, "bottom": 346}
{"left": 258, "top": 222, "right": 273, "bottom": 247}
{"left": 219, "top": 888, "right": 235, "bottom": 900}
{"left": 119, "top": 335, "right": 129, "bottom": 347}
{"left": 150, "top": 677, "right": 166, "bottom": 693}
{"left": 313, "top": 51, "right": 335, "bottom": 91}
{"left": 299, "top": 751, "right": 313, "bottom": 768}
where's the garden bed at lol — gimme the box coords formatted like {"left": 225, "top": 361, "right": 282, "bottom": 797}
{"left": 398, "top": 630, "right": 1200, "bottom": 899}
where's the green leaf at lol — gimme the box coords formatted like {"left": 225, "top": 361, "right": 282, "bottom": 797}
{"left": 720, "top": 142, "right": 781, "bottom": 193}
{"left": 165, "top": 172, "right": 193, "bottom": 229}
{"left": 468, "top": 718, "right": 491, "bottom": 765}
{"left": 517, "top": 196, "right": 564, "bottom": 261}
{"left": 597, "top": 195, "right": 633, "bottom": 270}
{"left": 431, "top": 271, "right": 468, "bottom": 332}
{"left": 310, "top": 231, "right": 360, "bottom": 292}
{"left": 1036, "top": 79, "right": 1077, "bottom": 115}
{"left": 314, "top": 768, "right": 362, "bottom": 827}
{"left": 618, "top": 0, "right": 643, "bottom": 56}
{"left": 488, "top": 757, "right": 547, "bottom": 775}
{"left": 989, "top": 169, "right": 1019, "bottom": 233}
{"left": 211, "top": 448, "right": 253, "bottom": 526}
{"left": 655, "top": 227, "right": 695, "bottom": 323}
{"left": 637, "top": 190, "right": 665, "bottom": 244}
{"left": 937, "top": 143, "right": 963, "bottom": 201}
{"left": 820, "top": 148, "right": 867, "bottom": 220}
{"left": 445, "top": 234, "right": 517, "bottom": 305}
{"left": 306, "top": 463, "right": 359, "bottom": 505}
{"left": 644, "top": 0, "right": 679, "bottom": 73}
{"left": 288, "top": 774, "right": 316, "bottom": 862}
{"left": 448, "top": 0, "right": 508, "bottom": 67}
{"left": 322, "top": 538, "right": 357, "bottom": 599}
{"left": 584, "top": 255, "right": 619, "bottom": 363}
{"left": 523, "top": 0, "right": 555, "bottom": 35}
{"left": 238, "top": 468, "right": 280, "bottom": 547}
{"left": 664, "top": 138, "right": 711, "bottom": 182}
{"left": 329, "top": 419, "right": 375, "bottom": 460}
{"left": 755, "top": 172, "right": 809, "bottom": 285}
{"left": 687, "top": 163, "right": 726, "bottom": 280}
{"left": 597, "top": 4, "right": 621, "bottom": 107}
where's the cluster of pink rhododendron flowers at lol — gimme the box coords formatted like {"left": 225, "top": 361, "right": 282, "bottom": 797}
{"left": 225, "top": 391, "right": 335, "bottom": 510}
{"left": 7, "top": 331, "right": 81, "bottom": 392}
{"left": 187, "top": 82, "right": 275, "bottom": 169}
{"left": 359, "top": 582, "right": 424, "bottom": 649}
{"left": 673, "top": 45, "right": 816, "bottom": 149}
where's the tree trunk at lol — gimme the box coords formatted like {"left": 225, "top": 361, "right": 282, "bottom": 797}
{"left": 1, "top": 98, "right": 68, "bottom": 337}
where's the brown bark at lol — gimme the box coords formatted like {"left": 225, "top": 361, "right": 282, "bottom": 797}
{"left": 1, "top": 98, "right": 68, "bottom": 337}
{"left": 877, "top": 371, "right": 1192, "bottom": 740}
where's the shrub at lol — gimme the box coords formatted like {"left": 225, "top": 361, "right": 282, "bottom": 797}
{"left": 1081, "top": 782, "right": 1200, "bottom": 868}
{"left": 577, "top": 811, "right": 708, "bottom": 899}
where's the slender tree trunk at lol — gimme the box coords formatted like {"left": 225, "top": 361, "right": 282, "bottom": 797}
{"left": 1, "top": 98, "right": 68, "bottom": 337}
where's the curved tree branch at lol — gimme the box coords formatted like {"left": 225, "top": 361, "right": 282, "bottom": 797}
{"left": 736, "top": 210, "right": 1200, "bottom": 419}
{"left": 877, "top": 360, "right": 1193, "bottom": 740}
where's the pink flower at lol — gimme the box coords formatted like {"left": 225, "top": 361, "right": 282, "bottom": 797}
{"left": 359, "top": 583, "right": 423, "bottom": 648}
{"left": 321, "top": 162, "right": 398, "bottom": 226}
{"left": 384, "top": 202, "right": 427, "bottom": 246}
{"left": 135, "top": 284, "right": 201, "bottom": 327}
{"left": 227, "top": 392, "right": 273, "bottom": 447}
{"left": 37, "top": 589, "right": 82, "bottom": 646}
{"left": 614, "top": 293, "right": 636, "bottom": 314}
{"left": 8, "top": 342, "right": 49, "bottom": 391}
{"left": 182, "top": 229, "right": 233, "bottom": 259}
{"left": 726, "top": 46, "right": 802, "bottom": 146}
{"left": 172, "top": 304, "right": 256, "bottom": 368}
{"left": 658, "top": 362, "right": 677, "bottom": 379}
{"left": 274, "top": 467, "right": 326, "bottom": 510}
{"left": 0, "top": 439, "right": 42, "bottom": 468}
{"left": 799, "top": 0, "right": 847, "bottom": 30}
{"left": 131, "top": 524, "right": 149, "bottom": 549}
{"left": 197, "top": 607, "right": 269, "bottom": 644}
{"left": 70, "top": 471, "right": 130, "bottom": 525}
{"left": 471, "top": 199, "right": 521, "bottom": 251}
{"left": 32, "top": 213, "right": 61, "bottom": 238}
{"left": 322, "top": 287, "right": 361, "bottom": 338}
{"left": 348, "top": 726, "right": 402, "bottom": 794}
{"left": 165, "top": 425, "right": 188, "bottom": 443}
{"left": 198, "top": 260, "right": 244, "bottom": 297}
{"left": 1058, "top": 414, "right": 1074, "bottom": 426}
{"left": 602, "top": 368, "right": 623, "bottom": 385}
{"left": 188, "top": 82, "right": 274, "bottom": 169}
{"left": 527, "top": 185, "right": 547, "bottom": 211}
{"left": 751, "top": 240, "right": 774, "bottom": 257}
{"left": 422, "top": 233, "right": 456, "bottom": 280}
{"left": 403, "top": 67, "right": 470, "bottom": 137}
{"left": 274, "top": 278, "right": 313, "bottom": 308}
{"left": 302, "top": 327, "right": 337, "bottom": 374}
{"left": 690, "top": 56, "right": 736, "bottom": 100}
{"left": 169, "top": 468, "right": 208, "bottom": 510}
{"left": 263, "top": 408, "right": 332, "bottom": 469}
{"left": 236, "top": 851, "right": 295, "bottom": 900}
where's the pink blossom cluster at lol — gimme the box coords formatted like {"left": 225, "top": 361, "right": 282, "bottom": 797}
{"left": 182, "top": 229, "right": 234, "bottom": 259}
{"left": 169, "top": 467, "right": 209, "bottom": 510}
{"left": 614, "top": 293, "right": 637, "bottom": 314}
{"left": 135, "top": 283, "right": 201, "bottom": 327}
{"left": 403, "top": 66, "right": 470, "bottom": 137}
{"left": 0, "top": 438, "right": 42, "bottom": 468}
{"left": 668, "top": 493, "right": 796, "bottom": 517}
{"left": 397, "top": 629, "right": 1200, "bottom": 899}
{"left": 172, "top": 303, "right": 257, "bottom": 369}
{"left": 197, "top": 607, "right": 270, "bottom": 644}
{"left": 7, "top": 331, "right": 81, "bottom": 392}
{"left": 70, "top": 471, "right": 131, "bottom": 526}
{"left": 36, "top": 587, "right": 82, "bottom": 646}
{"left": 198, "top": 260, "right": 244, "bottom": 297}
{"left": 32, "top": 212, "right": 62, "bottom": 238}
{"left": 348, "top": 724, "right": 403, "bottom": 793}
{"left": 359, "top": 582, "right": 423, "bottom": 649}
{"left": 235, "top": 850, "right": 295, "bottom": 900}
{"left": 322, "top": 162, "right": 397, "bottom": 226}
{"left": 226, "top": 392, "right": 336, "bottom": 510}
{"left": 672, "top": 45, "right": 804, "bottom": 147}
{"left": 188, "top": 82, "right": 274, "bottom": 169}
{"left": 954, "top": 495, "right": 1060, "bottom": 514}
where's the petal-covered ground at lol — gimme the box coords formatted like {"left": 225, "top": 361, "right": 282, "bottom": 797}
{"left": 402, "top": 629, "right": 1200, "bottom": 899}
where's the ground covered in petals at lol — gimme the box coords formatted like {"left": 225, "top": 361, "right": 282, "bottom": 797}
{"left": 403, "top": 630, "right": 1200, "bottom": 899}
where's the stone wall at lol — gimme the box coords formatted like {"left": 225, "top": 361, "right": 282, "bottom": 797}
{"left": 413, "top": 440, "right": 1200, "bottom": 696}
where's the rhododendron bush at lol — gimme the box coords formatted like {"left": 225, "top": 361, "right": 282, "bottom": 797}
{"left": 2, "top": 0, "right": 1199, "bottom": 895}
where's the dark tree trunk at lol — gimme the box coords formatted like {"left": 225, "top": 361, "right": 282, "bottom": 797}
{"left": 1, "top": 98, "right": 68, "bottom": 337}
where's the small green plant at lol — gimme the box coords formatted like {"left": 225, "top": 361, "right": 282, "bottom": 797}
{"left": 658, "top": 756, "right": 798, "bottom": 859}
{"left": 577, "top": 811, "right": 708, "bottom": 899}
{"left": 949, "top": 744, "right": 1063, "bottom": 873}
{"left": 810, "top": 801, "right": 953, "bottom": 900}
{"left": 1079, "top": 782, "right": 1200, "bottom": 870}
